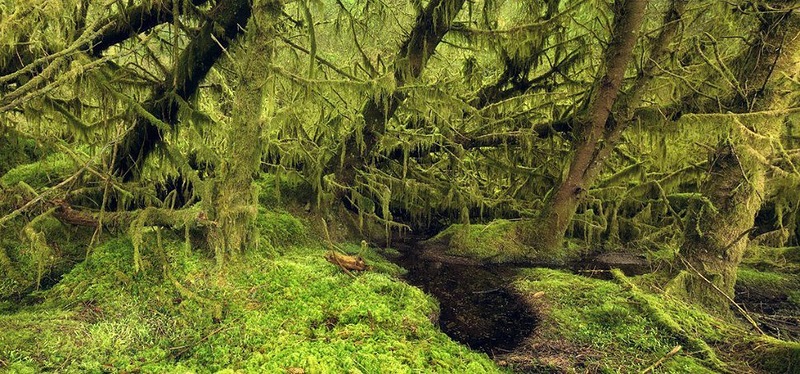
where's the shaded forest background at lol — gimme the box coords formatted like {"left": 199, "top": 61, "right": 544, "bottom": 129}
{"left": 1, "top": 0, "right": 800, "bottom": 372}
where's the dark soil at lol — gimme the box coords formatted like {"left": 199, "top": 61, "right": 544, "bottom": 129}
{"left": 391, "top": 243, "right": 538, "bottom": 355}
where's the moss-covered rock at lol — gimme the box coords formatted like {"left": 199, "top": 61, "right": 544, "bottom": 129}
{"left": 424, "top": 220, "right": 581, "bottom": 265}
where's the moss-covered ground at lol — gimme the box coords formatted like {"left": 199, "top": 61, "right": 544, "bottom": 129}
{"left": 1, "top": 161, "right": 799, "bottom": 373}
{"left": 0, "top": 214, "right": 500, "bottom": 373}
{"left": 504, "top": 268, "right": 720, "bottom": 373}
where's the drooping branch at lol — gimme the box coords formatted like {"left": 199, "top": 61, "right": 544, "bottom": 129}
{"left": 325, "top": 0, "right": 466, "bottom": 187}
{"left": 0, "top": 0, "right": 210, "bottom": 84}
{"left": 112, "top": 0, "right": 253, "bottom": 181}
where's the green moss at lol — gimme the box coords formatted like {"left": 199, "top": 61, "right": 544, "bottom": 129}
{"left": 0, "top": 133, "right": 39, "bottom": 176}
{"left": 743, "top": 245, "right": 800, "bottom": 273}
{"left": 736, "top": 267, "right": 799, "bottom": 300}
{"left": 428, "top": 220, "right": 529, "bottom": 263}
{"left": 750, "top": 336, "right": 800, "bottom": 373}
{"left": 255, "top": 173, "right": 316, "bottom": 209}
{"left": 512, "top": 268, "right": 719, "bottom": 372}
{"left": 0, "top": 215, "right": 93, "bottom": 299}
{"left": 660, "top": 355, "right": 718, "bottom": 373}
{"left": 0, "top": 153, "right": 74, "bottom": 189}
{"left": 0, "top": 228, "right": 500, "bottom": 372}
{"left": 253, "top": 208, "right": 309, "bottom": 252}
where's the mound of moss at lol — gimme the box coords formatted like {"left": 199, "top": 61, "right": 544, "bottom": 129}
{"left": 425, "top": 220, "right": 580, "bottom": 265}
{"left": 0, "top": 228, "right": 500, "bottom": 372}
{"left": 508, "top": 268, "right": 725, "bottom": 372}
{"left": 0, "top": 153, "right": 75, "bottom": 189}
{"left": 0, "top": 214, "right": 93, "bottom": 300}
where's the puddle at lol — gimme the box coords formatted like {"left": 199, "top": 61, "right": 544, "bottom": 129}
{"left": 392, "top": 248, "right": 537, "bottom": 355}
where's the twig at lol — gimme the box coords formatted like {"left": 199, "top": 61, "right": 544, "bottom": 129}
{"left": 678, "top": 255, "right": 766, "bottom": 335}
{"left": 641, "top": 345, "right": 682, "bottom": 373}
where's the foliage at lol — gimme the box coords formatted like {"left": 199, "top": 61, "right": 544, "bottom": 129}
{"left": 1, "top": 0, "right": 800, "bottom": 372}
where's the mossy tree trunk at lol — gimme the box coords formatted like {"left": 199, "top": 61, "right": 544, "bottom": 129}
{"left": 521, "top": 0, "right": 648, "bottom": 253}
{"left": 207, "top": 2, "right": 280, "bottom": 265}
{"left": 675, "top": 142, "right": 767, "bottom": 313}
{"left": 671, "top": 4, "right": 800, "bottom": 313}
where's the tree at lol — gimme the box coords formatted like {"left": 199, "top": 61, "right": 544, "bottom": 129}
{"left": 670, "top": 1, "right": 800, "bottom": 313}
{"left": 207, "top": 1, "right": 281, "bottom": 264}
{"left": 520, "top": 0, "right": 649, "bottom": 253}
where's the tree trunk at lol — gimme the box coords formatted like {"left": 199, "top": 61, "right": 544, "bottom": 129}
{"left": 207, "top": 5, "right": 278, "bottom": 265}
{"left": 521, "top": 0, "right": 648, "bottom": 253}
{"left": 671, "top": 5, "right": 800, "bottom": 313}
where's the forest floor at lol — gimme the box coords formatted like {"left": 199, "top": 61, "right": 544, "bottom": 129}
{"left": 0, "top": 174, "right": 799, "bottom": 372}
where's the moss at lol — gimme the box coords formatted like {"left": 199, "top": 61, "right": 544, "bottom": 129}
{"left": 0, "top": 227, "right": 500, "bottom": 372}
{"left": 0, "top": 215, "right": 93, "bottom": 299}
{"left": 0, "top": 153, "right": 74, "bottom": 189}
{"left": 437, "top": 220, "right": 527, "bottom": 262}
{"left": 254, "top": 208, "right": 308, "bottom": 250}
{"left": 427, "top": 220, "right": 577, "bottom": 264}
{"left": 0, "top": 132, "right": 40, "bottom": 176}
{"left": 736, "top": 267, "right": 799, "bottom": 300}
{"left": 749, "top": 336, "right": 800, "bottom": 373}
{"left": 743, "top": 245, "right": 800, "bottom": 273}
{"left": 255, "top": 173, "right": 316, "bottom": 209}
{"left": 511, "top": 268, "right": 721, "bottom": 372}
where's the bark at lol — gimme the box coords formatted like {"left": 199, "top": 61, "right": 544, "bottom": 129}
{"left": 207, "top": 5, "right": 278, "bottom": 264}
{"left": 673, "top": 4, "right": 800, "bottom": 313}
{"left": 89, "top": 0, "right": 210, "bottom": 57}
{"left": 325, "top": 251, "right": 369, "bottom": 272}
{"left": 326, "top": 0, "right": 466, "bottom": 187}
{"left": 522, "top": 0, "right": 649, "bottom": 252}
{"left": 112, "top": 0, "right": 252, "bottom": 181}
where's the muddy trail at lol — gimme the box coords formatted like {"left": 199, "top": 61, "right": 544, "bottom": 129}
{"left": 389, "top": 242, "right": 538, "bottom": 356}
